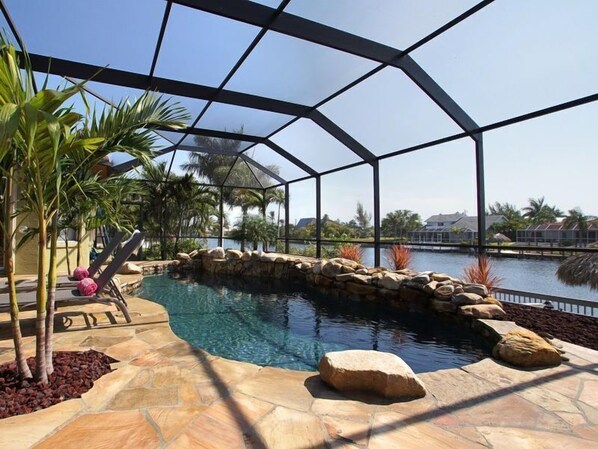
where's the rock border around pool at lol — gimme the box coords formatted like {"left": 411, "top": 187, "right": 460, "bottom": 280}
{"left": 171, "top": 249, "right": 565, "bottom": 369}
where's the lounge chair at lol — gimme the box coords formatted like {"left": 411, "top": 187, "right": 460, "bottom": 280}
{"left": 5, "top": 231, "right": 142, "bottom": 293}
{"left": 86, "top": 231, "right": 127, "bottom": 277}
{"left": 0, "top": 233, "right": 146, "bottom": 323}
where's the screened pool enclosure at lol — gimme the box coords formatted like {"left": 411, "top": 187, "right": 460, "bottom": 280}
{"left": 2, "top": 0, "right": 596, "bottom": 265}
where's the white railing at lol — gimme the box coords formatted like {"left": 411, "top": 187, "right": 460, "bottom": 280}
{"left": 493, "top": 288, "right": 598, "bottom": 317}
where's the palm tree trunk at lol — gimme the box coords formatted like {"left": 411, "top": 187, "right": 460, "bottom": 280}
{"left": 159, "top": 201, "right": 166, "bottom": 259}
{"left": 64, "top": 231, "right": 71, "bottom": 274}
{"left": 44, "top": 213, "right": 58, "bottom": 375}
{"left": 35, "top": 210, "right": 48, "bottom": 384}
{"left": 277, "top": 203, "right": 281, "bottom": 239}
{"left": 76, "top": 216, "right": 83, "bottom": 267}
{"left": 174, "top": 213, "right": 184, "bottom": 255}
{"left": 4, "top": 173, "right": 32, "bottom": 379}
{"left": 240, "top": 207, "right": 247, "bottom": 252}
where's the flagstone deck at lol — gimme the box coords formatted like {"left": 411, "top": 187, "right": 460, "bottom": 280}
{"left": 0, "top": 284, "right": 596, "bottom": 448}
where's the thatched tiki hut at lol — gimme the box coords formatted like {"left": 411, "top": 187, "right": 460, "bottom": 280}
{"left": 557, "top": 253, "right": 598, "bottom": 291}
{"left": 490, "top": 233, "right": 512, "bottom": 243}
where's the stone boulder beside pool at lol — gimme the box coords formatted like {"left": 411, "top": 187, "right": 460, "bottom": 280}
{"left": 318, "top": 350, "right": 426, "bottom": 399}
{"left": 493, "top": 329, "right": 562, "bottom": 368}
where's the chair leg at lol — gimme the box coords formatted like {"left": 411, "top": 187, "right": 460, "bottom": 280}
{"left": 90, "top": 297, "right": 132, "bottom": 324}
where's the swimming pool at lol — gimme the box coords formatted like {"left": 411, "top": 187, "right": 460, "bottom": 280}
{"left": 136, "top": 273, "right": 492, "bottom": 373}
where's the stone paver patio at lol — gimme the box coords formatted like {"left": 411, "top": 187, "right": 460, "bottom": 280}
{"left": 0, "top": 282, "right": 596, "bottom": 448}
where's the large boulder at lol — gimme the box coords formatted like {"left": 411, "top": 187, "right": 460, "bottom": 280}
{"left": 434, "top": 284, "right": 455, "bottom": 300}
{"left": 378, "top": 272, "right": 409, "bottom": 290}
{"left": 458, "top": 304, "right": 506, "bottom": 319}
{"left": 431, "top": 273, "right": 451, "bottom": 282}
{"left": 423, "top": 281, "right": 438, "bottom": 295}
{"left": 193, "top": 249, "right": 208, "bottom": 259}
{"left": 411, "top": 274, "right": 430, "bottom": 284}
{"left": 482, "top": 296, "right": 504, "bottom": 308}
{"left": 176, "top": 252, "right": 191, "bottom": 261}
{"left": 225, "top": 249, "right": 243, "bottom": 260}
{"left": 312, "top": 261, "right": 325, "bottom": 275}
{"left": 321, "top": 261, "right": 343, "bottom": 278}
{"left": 493, "top": 329, "right": 562, "bottom": 368}
{"left": 329, "top": 258, "right": 364, "bottom": 271}
{"left": 319, "top": 350, "right": 426, "bottom": 399}
{"left": 117, "top": 262, "right": 143, "bottom": 275}
{"left": 335, "top": 273, "right": 370, "bottom": 284}
{"left": 207, "top": 247, "right": 225, "bottom": 259}
{"left": 314, "top": 274, "right": 333, "bottom": 288}
{"left": 463, "top": 283, "right": 489, "bottom": 297}
{"left": 452, "top": 292, "right": 484, "bottom": 306}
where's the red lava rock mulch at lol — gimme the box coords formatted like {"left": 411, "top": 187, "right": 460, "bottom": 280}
{"left": 0, "top": 350, "right": 116, "bottom": 419}
{"left": 502, "top": 302, "right": 598, "bottom": 351}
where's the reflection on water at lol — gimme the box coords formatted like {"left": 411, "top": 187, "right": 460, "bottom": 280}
{"left": 137, "top": 274, "right": 492, "bottom": 373}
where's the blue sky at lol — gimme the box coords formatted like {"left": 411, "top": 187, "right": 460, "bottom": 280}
{"left": 5, "top": 0, "right": 598, "bottom": 225}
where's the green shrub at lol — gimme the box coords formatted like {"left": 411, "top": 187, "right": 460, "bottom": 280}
{"left": 143, "top": 239, "right": 204, "bottom": 260}
{"left": 288, "top": 244, "right": 337, "bottom": 259}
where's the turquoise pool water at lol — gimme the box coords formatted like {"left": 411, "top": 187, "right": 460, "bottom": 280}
{"left": 136, "top": 274, "right": 492, "bottom": 373}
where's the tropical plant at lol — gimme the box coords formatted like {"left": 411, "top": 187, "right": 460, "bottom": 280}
{"left": 287, "top": 244, "right": 336, "bottom": 259}
{"left": 563, "top": 208, "right": 589, "bottom": 246}
{"left": 463, "top": 256, "right": 502, "bottom": 292}
{"left": 229, "top": 214, "right": 277, "bottom": 251}
{"left": 354, "top": 202, "right": 372, "bottom": 238}
{"left": 522, "top": 197, "right": 564, "bottom": 224}
{"left": 487, "top": 201, "right": 527, "bottom": 240}
{"left": 138, "top": 162, "right": 218, "bottom": 257}
{"left": 337, "top": 243, "right": 364, "bottom": 264}
{"left": 385, "top": 244, "right": 411, "bottom": 270}
{"left": 0, "top": 36, "right": 188, "bottom": 382}
{"left": 380, "top": 209, "right": 422, "bottom": 240}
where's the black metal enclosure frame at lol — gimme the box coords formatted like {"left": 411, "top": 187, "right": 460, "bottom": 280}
{"left": 3, "top": 0, "right": 597, "bottom": 264}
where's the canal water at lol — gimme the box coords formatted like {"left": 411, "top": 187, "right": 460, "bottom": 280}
{"left": 203, "top": 238, "right": 597, "bottom": 301}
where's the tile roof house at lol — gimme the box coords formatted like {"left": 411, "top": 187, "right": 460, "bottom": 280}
{"left": 517, "top": 219, "right": 598, "bottom": 245}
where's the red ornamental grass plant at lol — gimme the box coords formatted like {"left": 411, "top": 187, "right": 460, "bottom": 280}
{"left": 338, "top": 243, "right": 364, "bottom": 264}
{"left": 463, "top": 255, "right": 503, "bottom": 293}
{"left": 386, "top": 244, "right": 411, "bottom": 270}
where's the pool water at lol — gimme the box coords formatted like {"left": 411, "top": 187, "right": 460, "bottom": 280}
{"left": 136, "top": 274, "right": 492, "bottom": 373}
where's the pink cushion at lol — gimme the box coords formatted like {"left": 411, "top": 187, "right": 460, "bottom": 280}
{"left": 73, "top": 266, "right": 89, "bottom": 281}
{"left": 77, "top": 278, "right": 98, "bottom": 296}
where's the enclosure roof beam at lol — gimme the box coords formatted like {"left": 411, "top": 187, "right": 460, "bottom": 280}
{"left": 264, "top": 140, "right": 318, "bottom": 177}
{"left": 309, "top": 110, "right": 376, "bottom": 164}
{"left": 163, "top": 128, "right": 319, "bottom": 178}
{"left": 148, "top": 1, "right": 172, "bottom": 81}
{"left": 25, "top": 53, "right": 311, "bottom": 117}
{"left": 174, "top": 0, "right": 479, "bottom": 134}
{"left": 396, "top": 55, "right": 479, "bottom": 136}
{"left": 239, "top": 153, "right": 286, "bottom": 184}
{"left": 174, "top": 0, "right": 400, "bottom": 63}
{"left": 168, "top": 127, "right": 264, "bottom": 143}
{"left": 175, "top": 144, "right": 239, "bottom": 155}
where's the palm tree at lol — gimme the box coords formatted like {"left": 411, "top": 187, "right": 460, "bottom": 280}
{"left": 522, "top": 197, "right": 546, "bottom": 222}
{"left": 522, "top": 197, "right": 564, "bottom": 224}
{"left": 563, "top": 208, "right": 589, "bottom": 246}
{"left": 354, "top": 202, "right": 372, "bottom": 238}
{"left": 487, "top": 202, "right": 526, "bottom": 240}
{"left": 0, "top": 37, "right": 188, "bottom": 382}
{"left": 228, "top": 188, "right": 262, "bottom": 251}
{"left": 381, "top": 209, "right": 422, "bottom": 240}
{"left": 267, "top": 188, "right": 285, "bottom": 238}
